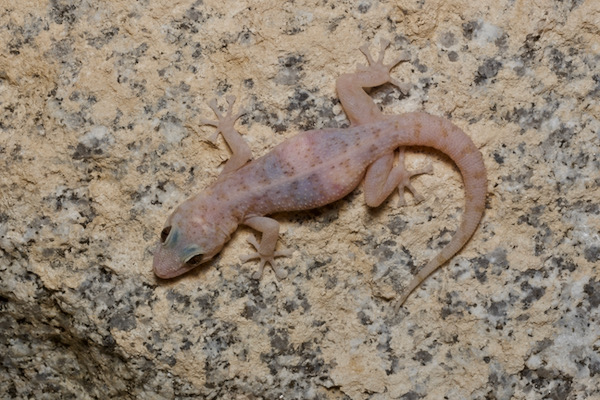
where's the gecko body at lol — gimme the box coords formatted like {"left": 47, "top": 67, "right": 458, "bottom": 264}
{"left": 153, "top": 41, "right": 487, "bottom": 307}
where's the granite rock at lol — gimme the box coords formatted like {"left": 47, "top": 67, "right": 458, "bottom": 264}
{"left": 1, "top": 0, "right": 599, "bottom": 398}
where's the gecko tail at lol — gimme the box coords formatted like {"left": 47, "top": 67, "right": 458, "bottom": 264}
{"left": 390, "top": 113, "right": 487, "bottom": 309}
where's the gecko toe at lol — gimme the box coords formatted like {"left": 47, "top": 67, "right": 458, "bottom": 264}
{"left": 241, "top": 235, "right": 292, "bottom": 279}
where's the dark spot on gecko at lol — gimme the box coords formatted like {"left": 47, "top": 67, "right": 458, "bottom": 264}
{"left": 414, "top": 121, "right": 422, "bottom": 139}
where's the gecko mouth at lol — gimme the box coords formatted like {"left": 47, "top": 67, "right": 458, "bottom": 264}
{"left": 154, "top": 262, "right": 195, "bottom": 279}
{"left": 153, "top": 250, "right": 206, "bottom": 279}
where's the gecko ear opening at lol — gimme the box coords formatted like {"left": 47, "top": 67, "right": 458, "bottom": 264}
{"left": 160, "top": 226, "right": 172, "bottom": 243}
{"left": 185, "top": 254, "right": 204, "bottom": 267}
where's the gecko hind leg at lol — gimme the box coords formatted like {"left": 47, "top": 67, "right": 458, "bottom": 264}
{"left": 364, "top": 148, "right": 433, "bottom": 207}
{"left": 200, "top": 95, "right": 253, "bottom": 175}
{"left": 336, "top": 39, "right": 411, "bottom": 125}
{"left": 395, "top": 149, "right": 434, "bottom": 206}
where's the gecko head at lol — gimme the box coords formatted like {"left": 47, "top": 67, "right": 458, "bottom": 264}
{"left": 152, "top": 200, "right": 232, "bottom": 279}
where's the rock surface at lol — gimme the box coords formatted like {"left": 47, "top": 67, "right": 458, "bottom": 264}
{"left": 1, "top": 0, "right": 599, "bottom": 398}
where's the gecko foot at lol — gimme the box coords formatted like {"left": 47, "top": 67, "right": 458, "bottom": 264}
{"left": 240, "top": 235, "right": 293, "bottom": 280}
{"left": 200, "top": 95, "right": 247, "bottom": 144}
{"left": 199, "top": 94, "right": 253, "bottom": 175}
{"left": 358, "top": 39, "right": 411, "bottom": 93}
{"left": 396, "top": 149, "right": 433, "bottom": 206}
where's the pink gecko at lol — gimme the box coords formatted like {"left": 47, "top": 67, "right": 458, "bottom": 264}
{"left": 153, "top": 40, "right": 487, "bottom": 307}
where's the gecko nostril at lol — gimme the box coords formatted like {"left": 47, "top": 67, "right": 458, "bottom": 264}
{"left": 186, "top": 254, "right": 203, "bottom": 266}
{"left": 160, "top": 226, "right": 172, "bottom": 243}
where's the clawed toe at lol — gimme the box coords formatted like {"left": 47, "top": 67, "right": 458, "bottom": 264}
{"left": 396, "top": 150, "right": 434, "bottom": 206}
{"left": 201, "top": 96, "right": 246, "bottom": 137}
{"left": 357, "top": 39, "right": 410, "bottom": 91}
{"left": 240, "top": 235, "right": 292, "bottom": 280}
{"left": 198, "top": 94, "right": 253, "bottom": 175}
{"left": 360, "top": 40, "right": 409, "bottom": 70}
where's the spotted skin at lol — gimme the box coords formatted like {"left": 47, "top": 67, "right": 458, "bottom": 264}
{"left": 153, "top": 40, "right": 487, "bottom": 308}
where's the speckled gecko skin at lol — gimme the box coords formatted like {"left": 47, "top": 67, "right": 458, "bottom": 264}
{"left": 153, "top": 40, "right": 487, "bottom": 307}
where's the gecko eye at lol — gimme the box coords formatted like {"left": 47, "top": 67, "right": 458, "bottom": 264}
{"left": 160, "top": 226, "right": 172, "bottom": 243}
{"left": 185, "top": 254, "right": 203, "bottom": 267}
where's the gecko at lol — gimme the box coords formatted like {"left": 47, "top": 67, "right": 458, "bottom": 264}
{"left": 153, "top": 40, "right": 487, "bottom": 307}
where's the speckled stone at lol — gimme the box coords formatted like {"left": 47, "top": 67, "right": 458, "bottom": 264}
{"left": 1, "top": 0, "right": 599, "bottom": 399}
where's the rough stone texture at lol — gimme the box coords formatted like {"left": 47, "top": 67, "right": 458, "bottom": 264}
{"left": 1, "top": 0, "right": 599, "bottom": 399}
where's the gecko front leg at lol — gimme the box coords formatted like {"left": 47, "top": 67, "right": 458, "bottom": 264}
{"left": 201, "top": 95, "right": 253, "bottom": 175}
{"left": 239, "top": 216, "right": 293, "bottom": 280}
